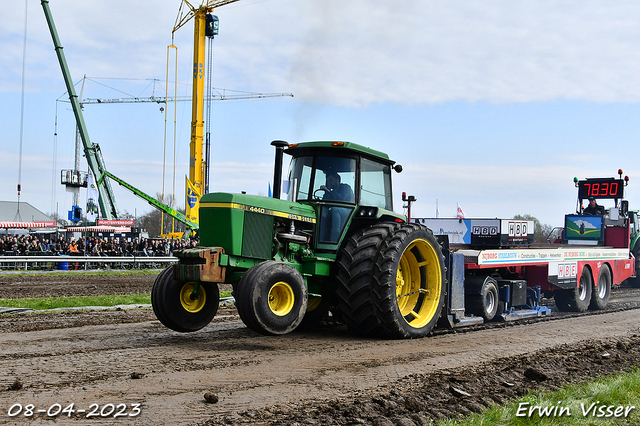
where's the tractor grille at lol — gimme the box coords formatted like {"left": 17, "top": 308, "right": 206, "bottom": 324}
{"left": 241, "top": 211, "right": 274, "bottom": 259}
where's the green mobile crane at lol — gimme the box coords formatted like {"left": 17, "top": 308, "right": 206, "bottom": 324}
{"left": 152, "top": 140, "right": 446, "bottom": 339}
{"left": 42, "top": 0, "right": 198, "bottom": 236}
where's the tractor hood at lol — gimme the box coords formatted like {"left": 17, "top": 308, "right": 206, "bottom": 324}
{"left": 198, "top": 192, "right": 316, "bottom": 258}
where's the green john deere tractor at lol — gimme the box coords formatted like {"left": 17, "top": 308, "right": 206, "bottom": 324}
{"left": 151, "top": 140, "right": 446, "bottom": 338}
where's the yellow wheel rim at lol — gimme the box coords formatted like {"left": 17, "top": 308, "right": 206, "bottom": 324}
{"left": 268, "top": 281, "right": 295, "bottom": 316}
{"left": 180, "top": 282, "right": 207, "bottom": 313}
{"left": 395, "top": 239, "right": 442, "bottom": 329}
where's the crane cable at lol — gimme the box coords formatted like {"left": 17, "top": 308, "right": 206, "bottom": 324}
{"left": 51, "top": 103, "right": 58, "bottom": 216}
{"left": 15, "top": 0, "right": 29, "bottom": 222}
{"left": 162, "top": 42, "right": 179, "bottom": 235}
{"left": 204, "top": 35, "right": 214, "bottom": 194}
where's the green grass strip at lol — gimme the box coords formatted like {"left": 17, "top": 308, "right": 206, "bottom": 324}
{"left": 0, "top": 294, "right": 152, "bottom": 310}
{"left": 0, "top": 290, "right": 232, "bottom": 310}
{"left": 436, "top": 367, "right": 640, "bottom": 426}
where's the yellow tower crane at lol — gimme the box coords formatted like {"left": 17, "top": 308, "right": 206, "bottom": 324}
{"left": 173, "top": 0, "right": 241, "bottom": 225}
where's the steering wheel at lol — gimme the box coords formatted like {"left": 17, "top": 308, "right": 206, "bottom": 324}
{"left": 313, "top": 188, "right": 326, "bottom": 200}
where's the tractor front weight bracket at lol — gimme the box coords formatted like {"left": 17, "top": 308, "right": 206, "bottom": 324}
{"left": 174, "top": 247, "right": 227, "bottom": 284}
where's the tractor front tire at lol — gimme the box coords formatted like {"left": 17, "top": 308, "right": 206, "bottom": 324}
{"left": 151, "top": 265, "right": 220, "bottom": 332}
{"left": 371, "top": 223, "right": 446, "bottom": 339}
{"left": 235, "top": 261, "right": 308, "bottom": 335}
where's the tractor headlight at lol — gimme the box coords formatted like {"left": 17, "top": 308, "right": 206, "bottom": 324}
{"left": 357, "top": 207, "right": 378, "bottom": 218}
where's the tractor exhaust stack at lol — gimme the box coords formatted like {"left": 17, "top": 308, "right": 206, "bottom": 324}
{"left": 271, "top": 140, "right": 289, "bottom": 199}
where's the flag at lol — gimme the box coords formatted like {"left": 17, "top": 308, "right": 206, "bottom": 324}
{"left": 268, "top": 182, "right": 272, "bottom": 198}
{"left": 185, "top": 177, "right": 201, "bottom": 223}
{"left": 86, "top": 171, "right": 99, "bottom": 222}
{"left": 456, "top": 203, "right": 465, "bottom": 218}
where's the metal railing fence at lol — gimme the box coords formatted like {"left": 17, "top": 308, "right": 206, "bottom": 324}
{"left": 0, "top": 253, "right": 177, "bottom": 271}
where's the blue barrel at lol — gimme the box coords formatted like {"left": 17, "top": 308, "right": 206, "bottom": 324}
{"left": 57, "top": 254, "right": 70, "bottom": 270}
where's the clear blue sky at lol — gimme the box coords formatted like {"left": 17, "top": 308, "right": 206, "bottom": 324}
{"left": 2, "top": 0, "right": 640, "bottom": 228}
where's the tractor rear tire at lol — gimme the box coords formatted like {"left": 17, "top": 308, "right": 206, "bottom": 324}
{"left": 590, "top": 266, "right": 611, "bottom": 310}
{"left": 554, "top": 267, "right": 593, "bottom": 312}
{"left": 371, "top": 223, "right": 446, "bottom": 339}
{"left": 335, "top": 223, "right": 398, "bottom": 336}
{"left": 151, "top": 265, "right": 220, "bottom": 332}
{"left": 235, "top": 261, "right": 308, "bottom": 335}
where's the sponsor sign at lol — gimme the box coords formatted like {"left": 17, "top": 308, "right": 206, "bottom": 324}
{"left": 97, "top": 219, "right": 135, "bottom": 226}
{"left": 477, "top": 247, "right": 629, "bottom": 265}
{"left": 412, "top": 218, "right": 534, "bottom": 247}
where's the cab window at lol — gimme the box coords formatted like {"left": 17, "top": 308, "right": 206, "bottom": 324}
{"left": 360, "top": 158, "right": 392, "bottom": 210}
{"left": 285, "top": 156, "right": 313, "bottom": 201}
{"left": 285, "top": 155, "right": 356, "bottom": 204}
{"left": 311, "top": 156, "right": 356, "bottom": 203}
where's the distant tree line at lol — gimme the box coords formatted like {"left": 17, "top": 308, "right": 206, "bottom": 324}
{"left": 48, "top": 193, "right": 187, "bottom": 238}
{"left": 513, "top": 214, "right": 554, "bottom": 243}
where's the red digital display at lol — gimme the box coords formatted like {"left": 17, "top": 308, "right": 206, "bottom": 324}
{"left": 578, "top": 179, "right": 624, "bottom": 199}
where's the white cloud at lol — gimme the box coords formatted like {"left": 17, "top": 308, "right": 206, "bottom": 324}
{"left": 219, "top": 0, "right": 640, "bottom": 106}
{"left": 4, "top": 1, "right": 640, "bottom": 105}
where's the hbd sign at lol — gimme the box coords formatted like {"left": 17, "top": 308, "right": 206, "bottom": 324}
{"left": 508, "top": 221, "right": 528, "bottom": 237}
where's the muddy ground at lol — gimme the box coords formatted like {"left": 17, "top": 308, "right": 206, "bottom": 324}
{"left": 0, "top": 272, "right": 640, "bottom": 425}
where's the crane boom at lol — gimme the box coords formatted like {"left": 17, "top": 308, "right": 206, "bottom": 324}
{"left": 41, "top": 0, "right": 119, "bottom": 219}
{"left": 99, "top": 170, "right": 198, "bottom": 237}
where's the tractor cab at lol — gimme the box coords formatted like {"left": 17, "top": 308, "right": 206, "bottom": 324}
{"left": 282, "top": 141, "right": 402, "bottom": 247}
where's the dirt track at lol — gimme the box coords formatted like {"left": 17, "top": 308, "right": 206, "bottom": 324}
{"left": 1, "top": 272, "right": 640, "bottom": 425}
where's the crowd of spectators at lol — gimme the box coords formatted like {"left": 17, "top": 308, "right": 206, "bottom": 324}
{"left": 0, "top": 235, "right": 197, "bottom": 257}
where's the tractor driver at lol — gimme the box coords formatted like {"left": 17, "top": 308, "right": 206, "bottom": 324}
{"left": 319, "top": 172, "right": 354, "bottom": 202}
{"left": 583, "top": 197, "right": 605, "bottom": 215}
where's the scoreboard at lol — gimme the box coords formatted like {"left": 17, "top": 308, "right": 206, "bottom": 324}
{"left": 578, "top": 178, "right": 624, "bottom": 199}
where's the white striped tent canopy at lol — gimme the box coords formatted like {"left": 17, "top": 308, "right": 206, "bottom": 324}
{"left": 65, "top": 226, "right": 131, "bottom": 233}
{"left": 0, "top": 221, "right": 56, "bottom": 228}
